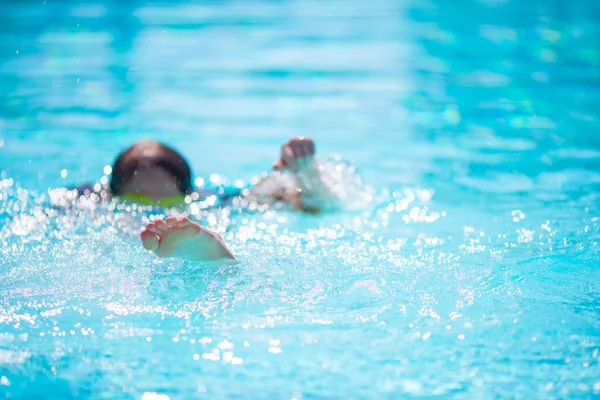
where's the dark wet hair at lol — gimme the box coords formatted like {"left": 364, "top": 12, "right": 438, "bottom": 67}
{"left": 109, "top": 140, "right": 192, "bottom": 195}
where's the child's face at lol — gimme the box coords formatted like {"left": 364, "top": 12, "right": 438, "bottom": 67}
{"left": 120, "top": 167, "right": 182, "bottom": 202}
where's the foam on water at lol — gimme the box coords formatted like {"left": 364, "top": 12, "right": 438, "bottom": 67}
{"left": 2, "top": 160, "right": 600, "bottom": 398}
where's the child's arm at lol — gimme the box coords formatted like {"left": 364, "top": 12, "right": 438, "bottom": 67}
{"left": 274, "top": 137, "right": 339, "bottom": 213}
{"left": 293, "top": 160, "right": 337, "bottom": 213}
{"left": 249, "top": 137, "right": 338, "bottom": 213}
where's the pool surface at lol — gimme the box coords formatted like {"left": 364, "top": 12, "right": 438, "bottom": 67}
{"left": 1, "top": 0, "right": 600, "bottom": 398}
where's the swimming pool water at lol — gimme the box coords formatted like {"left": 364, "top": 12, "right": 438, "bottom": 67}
{"left": 1, "top": 0, "right": 600, "bottom": 398}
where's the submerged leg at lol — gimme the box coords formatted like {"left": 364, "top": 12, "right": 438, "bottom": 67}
{"left": 140, "top": 216, "right": 235, "bottom": 262}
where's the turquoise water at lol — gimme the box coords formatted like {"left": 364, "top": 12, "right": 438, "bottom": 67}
{"left": 1, "top": 0, "right": 600, "bottom": 398}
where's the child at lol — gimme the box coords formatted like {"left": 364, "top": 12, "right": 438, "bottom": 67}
{"left": 104, "top": 137, "right": 334, "bottom": 263}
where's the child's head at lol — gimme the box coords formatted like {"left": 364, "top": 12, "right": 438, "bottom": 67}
{"left": 109, "top": 141, "right": 192, "bottom": 204}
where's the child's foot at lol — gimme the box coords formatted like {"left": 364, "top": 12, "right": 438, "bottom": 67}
{"left": 140, "top": 216, "right": 235, "bottom": 262}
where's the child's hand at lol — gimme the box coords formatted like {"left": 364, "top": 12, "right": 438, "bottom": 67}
{"left": 273, "top": 137, "right": 316, "bottom": 172}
